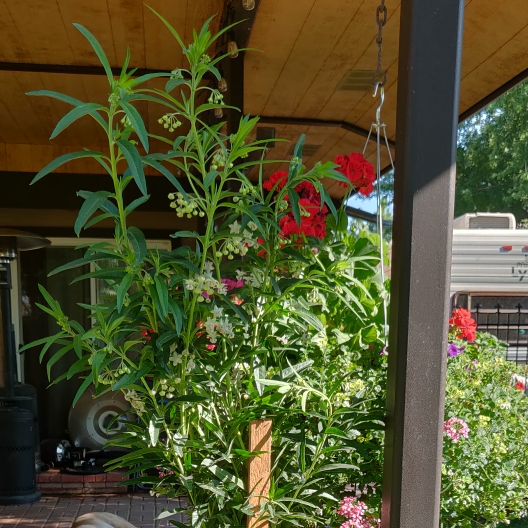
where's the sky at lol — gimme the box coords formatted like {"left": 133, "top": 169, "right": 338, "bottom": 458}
{"left": 347, "top": 194, "right": 378, "bottom": 214}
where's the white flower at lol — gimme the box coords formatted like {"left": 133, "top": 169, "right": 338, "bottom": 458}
{"left": 203, "top": 260, "right": 214, "bottom": 273}
{"left": 182, "top": 349, "right": 189, "bottom": 357}
{"left": 169, "top": 344, "right": 177, "bottom": 354}
{"left": 229, "top": 221, "right": 241, "bottom": 234}
{"left": 205, "top": 365, "right": 214, "bottom": 372}
{"left": 277, "top": 335, "right": 288, "bottom": 345}
{"left": 212, "top": 306, "right": 223, "bottom": 318}
{"left": 248, "top": 221, "right": 258, "bottom": 231}
{"left": 187, "top": 359, "right": 196, "bottom": 373}
{"left": 170, "top": 352, "right": 182, "bottom": 366}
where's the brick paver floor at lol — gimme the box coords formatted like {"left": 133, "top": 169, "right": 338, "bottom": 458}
{"left": 0, "top": 495, "right": 187, "bottom": 528}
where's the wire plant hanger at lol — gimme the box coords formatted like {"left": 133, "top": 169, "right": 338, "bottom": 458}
{"left": 360, "top": 0, "right": 394, "bottom": 345}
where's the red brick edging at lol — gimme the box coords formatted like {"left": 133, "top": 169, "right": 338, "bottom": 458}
{"left": 37, "top": 469, "right": 128, "bottom": 495}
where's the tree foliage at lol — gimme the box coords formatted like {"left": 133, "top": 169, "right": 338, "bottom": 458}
{"left": 456, "top": 81, "right": 528, "bottom": 220}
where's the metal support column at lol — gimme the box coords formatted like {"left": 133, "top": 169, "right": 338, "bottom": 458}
{"left": 381, "top": 0, "right": 464, "bottom": 527}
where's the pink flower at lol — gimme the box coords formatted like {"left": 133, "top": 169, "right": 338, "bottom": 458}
{"left": 443, "top": 417, "right": 469, "bottom": 442}
{"left": 338, "top": 497, "right": 367, "bottom": 527}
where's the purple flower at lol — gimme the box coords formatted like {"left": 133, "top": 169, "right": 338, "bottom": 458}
{"left": 465, "top": 359, "right": 478, "bottom": 371}
{"left": 448, "top": 343, "right": 464, "bottom": 357}
{"left": 379, "top": 346, "right": 388, "bottom": 356}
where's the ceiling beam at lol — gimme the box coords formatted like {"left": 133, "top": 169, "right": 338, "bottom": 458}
{"left": 345, "top": 205, "right": 392, "bottom": 226}
{"left": 459, "top": 65, "right": 528, "bottom": 123}
{"left": 256, "top": 115, "right": 396, "bottom": 149}
{"left": 0, "top": 62, "right": 166, "bottom": 77}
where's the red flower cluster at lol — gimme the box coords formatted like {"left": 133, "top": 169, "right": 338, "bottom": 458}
{"left": 516, "top": 381, "right": 525, "bottom": 391}
{"left": 334, "top": 152, "right": 376, "bottom": 196}
{"left": 263, "top": 170, "right": 288, "bottom": 192}
{"left": 142, "top": 329, "right": 154, "bottom": 342}
{"left": 449, "top": 308, "right": 477, "bottom": 342}
{"left": 263, "top": 171, "right": 328, "bottom": 240}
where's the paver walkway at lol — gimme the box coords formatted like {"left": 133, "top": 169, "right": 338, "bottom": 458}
{"left": 0, "top": 495, "right": 186, "bottom": 528}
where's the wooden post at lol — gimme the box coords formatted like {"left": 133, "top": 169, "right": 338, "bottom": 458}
{"left": 247, "top": 418, "right": 272, "bottom": 528}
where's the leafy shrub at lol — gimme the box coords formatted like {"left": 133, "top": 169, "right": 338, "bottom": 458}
{"left": 442, "top": 332, "right": 528, "bottom": 527}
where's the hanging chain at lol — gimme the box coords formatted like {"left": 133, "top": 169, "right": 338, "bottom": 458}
{"left": 374, "top": 0, "right": 387, "bottom": 89}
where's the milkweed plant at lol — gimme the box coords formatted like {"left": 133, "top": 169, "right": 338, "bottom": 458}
{"left": 21, "top": 10, "right": 388, "bottom": 528}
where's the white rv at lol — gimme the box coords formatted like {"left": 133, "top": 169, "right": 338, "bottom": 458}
{"left": 451, "top": 213, "right": 528, "bottom": 363}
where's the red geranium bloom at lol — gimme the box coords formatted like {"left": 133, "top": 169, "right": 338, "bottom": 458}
{"left": 263, "top": 170, "right": 288, "bottom": 191}
{"left": 516, "top": 381, "right": 525, "bottom": 391}
{"left": 449, "top": 308, "right": 477, "bottom": 342}
{"left": 262, "top": 170, "right": 329, "bottom": 241}
{"left": 279, "top": 200, "right": 328, "bottom": 240}
{"left": 334, "top": 152, "right": 376, "bottom": 196}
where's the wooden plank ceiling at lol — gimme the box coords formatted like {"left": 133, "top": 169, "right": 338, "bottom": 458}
{"left": 0, "top": 0, "right": 527, "bottom": 200}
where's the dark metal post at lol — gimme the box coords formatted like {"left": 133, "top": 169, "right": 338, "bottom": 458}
{"left": 381, "top": 0, "right": 464, "bottom": 526}
{"left": 0, "top": 260, "right": 14, "bottom": 400}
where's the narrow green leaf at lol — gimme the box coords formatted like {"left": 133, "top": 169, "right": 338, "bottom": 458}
{"left": 84, "top": 212, "right": 114, "bottom": 229}
{"left": 294, "top": 306, "right": 324, "bottom": 332}
{"left": 73, "top": 334, "right": 82, "bottom": 359}
{"left": 125, "top": 195, "right": 150, "bottom": 215}
{"left": 70, "top": 267, "right": 126, "bottom": 284}
{"left": 112, "top": 362, "right": 152, "bottom": 391}
{"left": 75, "top": 194, "right": 108, "bottom": 236}
{"left": 203, "top": 169, "right": 218, "bottom": 189}
{"left": 127, "top": 226, "right": 147, "bottom": 264}
{"left": 19, "top": 335, "right": 55, "bottom": 353}
{"left": 132, "top": 72, "right": 172, "bottom": 86}
{"left": 73, "top": 24, "right": 114, "bottom": 84}
{"left": 144, "top": 158, "right": 188, "bottom": 200}
{"left": 67, "top": 355, "right": 90, "bottom": 380}
{"left": 120, "top": 101, "right": 149, "bottom": 152}
{"left": 51, "top": 103, "right": 104, "bottom": 139}
{"left": 271, "top": 277, "right": 281, "bottom": 296}
{"left": 72, "top": 373, "right": 94, "bottom": 407}
{"left": 39, "top": 334, "right": 65, "bottom": 362}
{"left": 289, "top": 188, "right": 301, "bottom": 227}
{"left": 27, "top": 90, "right": 83, "bottom": 106}
{"left": 313, "top": 463, "right": 359, "bottom": 475}
{"left": 149, "top": 416, "right": 163, "bottom": 446}
{"left": 117, "top": 273, "right": 134, "bottom": 312}
{"left": 165, "top": 78, "right": 187, "bottom": 93}
{"left": 293, "top": 133, "right": 306, "bottom": 160}
{"left": 27, "top": 90, "right": 108, "bottom": 129}
{"left": 145, "top": 5, "right": 186, "bottom": 50}
{"left": 170, "top": 230, "right": 200, "bottom": 239}
{"left": 47, "top": 343, "right": 74, "bottom": 381}
{"left": 219, "top": 294, "right": 248, "bottom": 324}
{"left": 117, "top": 139, "right": 147, "bottom": 196}
{"left": 31, "top": 151, "right": 105, "bottom": 184}
{"left": 168, "top": 298, "right": 183, "bottom": 335}
{"left": 48, "top": 253, "right": 116, "bottom": 277}
{"left": 282, "top": 360, "right": 313, "bottom": 379}
{"left": 202, "top": 459, "right": 244, "bottom": 490}
{"left": 154, "top": 275, "right": 169, "bottom": 317}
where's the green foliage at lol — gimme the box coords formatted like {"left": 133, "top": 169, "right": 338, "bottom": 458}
{"left": 442, "top": 334, "right": 528, "bottom": 527}
{"left": 456, "top": 80, "right": 528, "bottom": 219}
{"left": 23, "top": 13, "right": 388, "bottom": 528}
